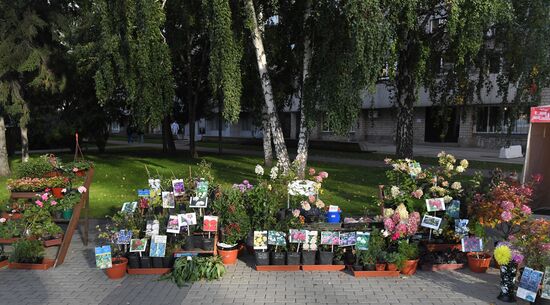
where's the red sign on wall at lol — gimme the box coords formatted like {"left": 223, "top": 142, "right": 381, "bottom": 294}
{"left": 531, "top": 106, "right": 550, "bottom": 123}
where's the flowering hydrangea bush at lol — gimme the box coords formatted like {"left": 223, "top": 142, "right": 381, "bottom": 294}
{"left": 382, "top": 204, "right": 420, "bottom": 240}
{"left": 511, "top": 218, "right": 550, "bottom": 270}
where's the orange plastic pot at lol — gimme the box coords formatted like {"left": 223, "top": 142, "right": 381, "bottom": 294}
{"left": 387, "top": 263, "right": 398, "bottom": 271}
{"left": 219, "top": 249, "right": 239, "bottom": 265}
{"left": 52, "top": 188, "right": 64, "bottom": 199}
{"left": 375, "top": 263, "right": 386, "bottom": 271}
{"left": 467, "top": 253, "right": 492, "bottom": 273}
{"left": 401, "top": 259, "right": 419, "bottom": 275}
{"left": 105, "top": 257, "right": 128, "bottom": 279}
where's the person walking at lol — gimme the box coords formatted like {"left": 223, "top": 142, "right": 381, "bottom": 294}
{"left": 126, "top": 125, "right": 133, "bottom": 143}
{"left": 170, "top": 120, "right": 180, "bottom": 140}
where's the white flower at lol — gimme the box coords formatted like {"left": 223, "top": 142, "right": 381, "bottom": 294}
{"left": 78, "top": 186, "right": 87, "bottom": 193}
{"left": 270, "top": 166, "right": 278, "bottom": 180}
{"left": 301, "top": 201, "right": 311, "bottom": 211}
{"left": 390, "top": 186, "right": 401, "bottom": 198}
{"left": 396, "top": 203, "right": 409, "bottom": 221}
{"left": 443, "top": 195, "right": 453, "bottom": 203}
{"left": 0, "top": 218, "right": 6, "bottom": 223}
{"left": 255, "top": 164, "right": 264, "bottom": 176}
{"left": 315, "top": 200, "right": 325, "bottom": 209}
{"left": 383, "top": 208, "right": 395, "bottom": 218}
{"left": 456, "top": 166, "right": 465, "bottom": 173}
{"left": 446, "top": 164, "right": 454, "bottom": 171}
{"left": 303, "top": 243, "right": 310, "bottom": 251}
{"left": 451, "top": 182, "right": 462, "bottom": 190}
{"left": 381, "top": 230, "right": 390, "bottom": 237}
{"left": 460, "top": 159, "right": 469, "bottom": 169}
{"left": 310, "top": 244, "right": 318, "bottom": 251}
{"left": 437, "top": 151, "right": 445, "bottom": 158}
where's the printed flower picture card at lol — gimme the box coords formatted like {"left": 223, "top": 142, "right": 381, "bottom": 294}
{"left": 162, "top": 192, "right": 175, "bottom": 209}
{"left": 189, "top": 195, "right": 208, "bottom": 208}
{"left": 461, "top": 236, "right": 483, "bottom": 252}
{"left": 145, "top": 220, "right": 160, "bottom": 237}
{"left": 178, "top": 213, "right": 197, "bottom": 227}
{"left": 303, "top": 231, "right": 318, "bottom": 251}
{"left": 267, "top": 231, "right": 286, "bottom": 246}
{"left": 150, "top": 235, "right": 167, "bottom": 257}
{"left": 426, "top": 198, "right": 446, "bottom": 212}
{"left": 338, "top": 232, "right": 357, "bottom": 247}
{"left": 172, "top": 179, "right": 185, "bottom": 197}
{"left": 116, "top": 229, "right": 132, "bottom": 245}
{"left": 289, "top": 229, "right": 307, "bottom": 243}
{"left": 130, "top": 238, "right": 148, "bottom": 252}
{"left": 454, "top": 219, "right": 469, "bottom": 236}
{"left": 166, "top": 215, "right": 180, "bottom": 234}
{"left": 320, "top": 231, "right": 339, "bottom": 245}
{"left": 203, "top": 215, "right": 218, "bottom": 232}
{"left": 121, "top": 201, "right": 137, "bottom": 214}
{"left": 421, "top": 214, "right": 443, "bottom": 230}
{"left": 356, "top": 231, "right": 371, "bottom": 250}
{"left": 95, "top": 245, "right": 112, "bottom": 269}
{"left": 137, "top": 189, "right": 150, "bottom": 197}
{"left": 253, "top": 231, "right": 268, "bottom": 250}
{"left": 148, "top": 179, "right": 161, "bottom": 191}
{"left": 541, "top": 266, "right": 550, "bottom": 300}
{"left": 196, "top": 180, "right": 209, "bottom": 198}
{"left": 517, "top": 267, "right": 544, "bottom": 302}
{"left": 446, "top": 200, "right": 460, "bottom": 218}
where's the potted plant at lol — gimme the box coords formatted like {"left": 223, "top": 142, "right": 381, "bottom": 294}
{"left": 318, "top": 245, "right": 334, "bottom": 265}
{"left": 46, "top": 177, "right": 70, "bottom": 198}
{"left": 13, "top": 155, "right": 57, "bottom": 179}
{"left": 494, "top": 242, "right": 524, "bottom": 302}
{"left": 0, "top": 217, "right": 23, "bottom": 243}
{"left": 359, "top": 250, "right": 376, "bottom": 271}
{"left": 467, "top": 251, "right": 492, "bottom": 273}
{"left": 97, "top": 224, "right": 129, "bottom": 279}
{"left": 376, "top": 251, "right": 387, "bottom": 271}
{"left": 63, "top": 160, "right": 94, "bottom": 177}
{"left": 58, "top": 189, "right": 83, "bottom": 220}
{"left": 161, "top": 256, "right": 226, "bottom": 287}
{"left": 7, "top": 177, "right": 49, "bottom": 193}
{"left": 385, "top": 252, "right": 401, "bottom": 271}
{"left": 270, "top": 245, "right": 286, "bottom": 265}
{"left": 8, "top": 239, "right": 45, "bottom": 266}
{"left": 286, "top": 243, "right": 301, "bottom": 265}
{"left": 353, "top": 250, "right": 365, "bottom": 271}
{"left": 398, "top": 240, "right": 420, "bottom": 275}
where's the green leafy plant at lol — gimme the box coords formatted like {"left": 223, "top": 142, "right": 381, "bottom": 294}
{"left": 57, "top": 191, "right": 81, "bottom": 211}
{"left": 244, "top": 183, "right": 279, "bottom": 230}
{"left": 397, "top": 240, "right": 419, "bottom": 268}
{"left": 385, "top": 252, "right": 403, "bottom": 268}
{"left": 63, "top": 160, "right": 94, "bottom": 172}
{"left": 212, "top": 188, "right": 251, "bottom": 246}
{"left": 45, "top": 176, "right": 70, "bottom": 188}
{"left": 13, "top": 156, "right": 56, "bottom": 178}
{"left": 359, "top": 250, "right": 376, "bottom": 266}
{"left": 0, "top": 218, "right": 23, "bottom": 239}
{"left": 161, "top": 256, "right": 226, "bottom": 287}
{"left": 9, "top": 239, "right": 44, "bottom": 263}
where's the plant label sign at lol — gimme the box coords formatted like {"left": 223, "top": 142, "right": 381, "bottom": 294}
{"left": 150, "top": 235, "right": 167, "bottom": 257}
{"left": 289, "top": 229, "right": 307, "bottom": 243}
{"left": 267, "top": 231, "right": 286, "bottom": 246}
{"left": 425, "top": 198, "right": 446, "bottom": 212}
{"left": 162, "top": 192, "right": 175, "bottom": 209}
{"left": 129, "top": 238, "right": 148, "bottom": 253}
{"left": 421, "top": 214, "right": 442, "bottom": 230}
{"left": 461, "top": 236, "right": 483, "bottom": 252}
{"left": 320, "top": 231, "right": 339, "bottom": 245}
{"left": 542, "top": 267, "right": 550, "bottom": 300}
{"left": 178, "top": 213, "right": 197, "bottom": 227}
{"left": 148, "top": 179, "right": 161, "bottom": 191}
{"left": 517, "top": 267, "right": 544, "bottom": 302}
{"left": 328, "top": 205, "right": 339, "bottom": 212}
{"left": 338, "top": 232, "right": 356, "bottom": 247}
{"left": 121, "top": 201, "right": 137, "bottom": 214}
{"left": 203, "top": 216, "right": 218, "bottom": 232}
{"left": 253, "top": 231, "right": 268, "bottom": 250}
{"left": 166, "top": 215, "right": 180, "bottom": 234}
{"left": 196, "top": 180, "right": 209, "bottom": 197}
{"left": 137, "top": 189, "right": 150, "bottom": 197}
{"left": 172, "top": 179, "right": 185, "bottom": 197}
{"left": 446, "top": 200, "right": 460, "bottom": 218}
{"left": 303, "top": 230, "right": 318, "bottom": 251}
{"left": 95, "top": 245, "right": 112, "bottom": 269}
{"left": 454, "top": 219, "right": 469, "bottom": 236}
{"left": 356, "top": 231, "right": 371, "bottom": 250}
{"left": 145, "top": 220, "right": 160, "bottom": 237}
{"left": 116, "top": 230, "right": 132, "bottom": 245}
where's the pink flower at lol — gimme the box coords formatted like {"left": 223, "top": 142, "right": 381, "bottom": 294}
{"left": 292, "top": 209, "right": 301, "bottom": 218}
{"left": 319, "top": 171, "right": 328, "bottom": 179}
{"left": 51, "top": 200, "right": 58, "bottom": 206}
{"left": 391, "top": 233, "right": 400, "bottom": 241}
{"left": 308, "top": 168, "right": 316, "bottom": 176}
{"left": 540, "top": 243, "right": 550, "bottom": 251}
{"left": 500, "top": 201, "right": 514, "bottom": 211}
{"left": 35, "top": 200, "right": 44, "bottom": 208}
{"left": 41, "top": 193, "right": 49, "bottom": 201}
{"left": 501, "top": 211, "right": 513, "bottom": 222}
{"left": 384, "top": 218, "right": 395, "bottom": 232}
{"left": 78, "top": 186, "right": 87, "bottom": 193}
{"left": 0, "top": 218, "right": 6, "bottom": 223}
{"left": 411, "top": 189, "right": 423, "bottom": 199}
{"left": 314, "top": 176, "right": 323, "bottom": 183}
{"left": 308, "top": 195, "right": 316, "bottom": 203}
{"left": 396, "top": 223, "right": 408, "bottom": 235}
{"left": 531, "top": 174, "right": 543, "bottom": 183}
{"left": 72, "top": 167, "right": 79, "bottom": 172}
{"left": 520, "top": 205, "right": 532, "bottom": 215}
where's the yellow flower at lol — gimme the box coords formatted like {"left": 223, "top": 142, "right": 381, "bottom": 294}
{"left": 494, "top": 245, "right": 512, "bottom": 265}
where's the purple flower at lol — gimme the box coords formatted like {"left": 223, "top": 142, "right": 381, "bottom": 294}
{"left": 520, "top": 205, "right": 531, "bottom": 215}
{"left": 512, "top": 252, "right": 524, "bottom": 265}
{"left": 243, "top": 180, "right": 249, "bottom": 185}
{"left": 500, "top": 201, "right": 514, "bottom": 211}
{"left": 501, "top": 211, "right": 513, "bottom": 222}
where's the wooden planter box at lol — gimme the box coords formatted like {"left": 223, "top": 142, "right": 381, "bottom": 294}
{"left": 43, "top": 237, "right": 63, "bottom": 247}
{"left": 0, "top": 237, "right": 20, "bottom": 244}
{"left": 9, "top": 192, "right": 44, "bottom": 199}
{"left": 349, "top": 266, "right": 400, "bottom": 277}
{"left": 421, "top": 263, "right": 465, "bottom": 271}
{"left": 301, "top": 265, "right": 346, "bottom": 271}
{"left": 127, "top": 267, "right": 171, "bottom": 275}
{"left": 255, "top": 265, "right": 301, "bottom": 271}
{"left": 0, "top": 259, "right": 8, "bottom": 268}
{"left": 1, "top": 212, "right": 22, "bottom": 220}
{"left": 425, "top": 243, "right": 462, "bottom": 252}
{"left": 8, "top": 258, "right": 55, "bottom": 270}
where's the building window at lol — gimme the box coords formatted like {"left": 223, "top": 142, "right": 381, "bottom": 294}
{"left": 321, "top": 114, "right": 331, "bottom": 132}
{"left": 475, "top": 106, "right": 529, "bottom": 134}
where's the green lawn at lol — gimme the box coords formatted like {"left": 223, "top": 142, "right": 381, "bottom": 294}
{"left": 0, "top": 147, "right": 385, "bottom": 218}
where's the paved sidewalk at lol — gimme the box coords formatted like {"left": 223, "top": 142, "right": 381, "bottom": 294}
{"left": 0, "top": 229, "right": 529, "bottom": 305}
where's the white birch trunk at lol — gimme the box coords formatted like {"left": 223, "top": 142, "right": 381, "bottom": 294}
{"left": 20, "top": 125, "right": 29, "bottom": 162}
{"left": 245, "top": 0, "right": 290, "bottom": 173}
{"left": 262, "top": 110, "right": 273, "bottom": 167}
{"left": 0, "top": 116, "right": 10, "bottom": 176}
{"left": 295, "top": 0, "right": 313, "bottom": 178}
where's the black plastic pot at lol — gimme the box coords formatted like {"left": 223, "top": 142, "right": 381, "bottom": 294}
{"left": 270, "top": 251, "right": 285, "bottom": 265}
{"left": 255, "top": 251, "right": 269, "bottom": 266}
{"left": 364, "top": 263, "right": 376, "bottom": 271}
{"left": 286, "top": 252, "right": 301, "bottom": 265}
{"left": 202, "top": 238, "right": 214, "bottom": 251}
{"left": 353, "top": 264, "right": 364, "bottom": 271}
{"left": 344, "top": 251, "right": 355, "bottom": 265}
{"left": 301, "top": 251, "right": 316, "bottom": 265}
{"left": 152, "top": 257, "right": 163, "bottom": 268}
{"left": 319, "top": 251, "right": 334, "bottom": 265}
{"left": 183, "top": 236, "right": 194, "bottom": 250}
{"left": 140, "top": 256, "right": 152, "bottom": 268}
{"left": 153, "top": 206, "right": 163, "bottom": 214}
{"left": 128, "top": 254, "right": 140, "bottom": 269}
{"left": 163, "top": 256, "right": 174, "bottom": 268}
